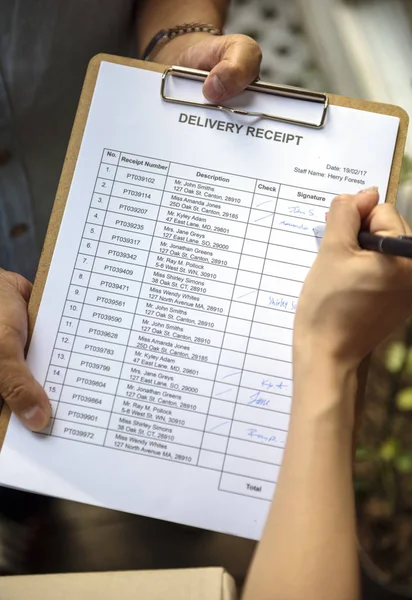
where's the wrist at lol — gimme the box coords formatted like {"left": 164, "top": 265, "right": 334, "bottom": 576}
{"left": 294, "top": 330, "right": 361, "bottom": 372}
{"left": 292, "top": 352, "right": 358, "bottom": 431}
{"left": 150, "top": 31, "right": 216, "bottom": 64}
{"left": 136, "top": 0, "right": 227, "bottom": 56}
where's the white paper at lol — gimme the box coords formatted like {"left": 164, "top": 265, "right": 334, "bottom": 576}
{"left": 0, "top": 63, "right": 399, "bottom": 540}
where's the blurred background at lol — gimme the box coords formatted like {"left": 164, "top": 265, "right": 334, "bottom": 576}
{"left": 227, "top": 0, "right": 412, "bottom": 218}
{"left": 226, "top": 0, "right": 412, "bottom": 596}
{"left": 3, "top": 2, "right": 412, "bottom": 599}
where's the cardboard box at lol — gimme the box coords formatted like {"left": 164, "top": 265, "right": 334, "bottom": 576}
{"left": 1, "top": 567, "right": 237, "bottom": 600}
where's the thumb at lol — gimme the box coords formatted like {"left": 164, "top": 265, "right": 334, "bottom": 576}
{"left": 0, "top": 271, "right": 51, "bottom": 431}
{"left": 0, "top": 344, "right": 51, "bottom": 431}
{"left": 323, "top": 188, "right": 379, "bottom": 248}
{"left": 203, "top": 34, "right": 262, "bottom": 102}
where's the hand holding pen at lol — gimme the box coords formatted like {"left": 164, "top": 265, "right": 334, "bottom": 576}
{"left": 295, "top": 187, "right": 412, "bottom": 369}
{"left": 355, "top": 187, "right": 412, "bottom": 258}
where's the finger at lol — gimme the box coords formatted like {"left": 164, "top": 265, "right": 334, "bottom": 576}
{"left": 323, "top": 189, "right": 379, "bottom": 248}
{"left": 202, "top": 34, "right": 262, "bottom": 102}
{"left": 0, "top": 332, "right": 51, "bottom": 431}
{"left": 361, "top": 204, "right": 412, "bottom": 289}
{"left": 0, "top": 271, "right": 51, "bottom": 431}
{"left": 0, "top": 269, "right": 32, "bottom": 304}
{"left": 364, "top": 203, "right": 407, "bottom": 237}
{"left": 400, "top": 214, "right": 412, "bottom": 235}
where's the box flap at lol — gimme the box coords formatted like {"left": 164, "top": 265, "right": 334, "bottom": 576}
{"left": 1, "top": 567, "right": 237, "bottom": 600}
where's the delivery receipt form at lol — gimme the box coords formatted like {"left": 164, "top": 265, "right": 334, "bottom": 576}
{"left": 38, "top": 150, "right": 314, "bottom": 499}
{"left": 0, "top": 64, "right": 400, "bottom": 540}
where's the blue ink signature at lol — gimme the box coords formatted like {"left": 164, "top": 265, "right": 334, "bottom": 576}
{"left": 248, "top": 391, "right": 271, "bottom": 407}
{"left": 268, "top": 296, "right": 298, "bottom": 311}
{"left": 288, "top": 205, "right": 315, "bottom": 217}
{"left": 278, "top": 220, "right": 309, "bottom": 232}
{"left": 247, "top": 428, "right": 279, "bottom": 445}
{"left": 261, "top": 378, "right": 274, "bottom": 390}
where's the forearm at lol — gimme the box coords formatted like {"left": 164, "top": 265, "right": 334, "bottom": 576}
{"left": 136, "top": 0, "right": 229, "bottom": 55}
{"left": 243, "top": 358, "right": 359, "bottom": 600}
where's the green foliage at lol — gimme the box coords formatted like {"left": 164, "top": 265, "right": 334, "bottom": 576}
{"left": 354, "top": 478, "right": 371, "bottom": 493}
{"left": 386, "top": 342, "right": 407, "bottom": 373}
{"left": 405, "top": 349, "right": 412, "bottom": 375}
{"left": 400, "top": 154, "right": 412, "bottom": 183}
{"left": 397, "top": 387, "right": 412, "bottom": 411}
{"left": 354, "top": 250, "right": 412, "bottom": 584}
{"left": 356, "top": 446, "right": 374, "bottom": 461}
{"left": 395, "top": 453, "right": 412, "bottom": 474}
{"left": 379, "top": 438, "right": 400, "bottom": 462}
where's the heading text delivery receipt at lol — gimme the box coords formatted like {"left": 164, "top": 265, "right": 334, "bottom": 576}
{"left": 0, "top": 63, "right": 399, "bottom": 539}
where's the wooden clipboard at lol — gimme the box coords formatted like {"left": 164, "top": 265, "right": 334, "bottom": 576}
{"left": 0, "top": 53, "right": 409, "bottom": 447}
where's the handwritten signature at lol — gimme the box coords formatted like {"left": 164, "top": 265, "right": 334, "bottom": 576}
{"left": 246, "top": 428, "right": 280, "bottom": 445}
{"left": 288, "top": 205, "right": 315, "bottom": 218}
{"left": 248, "top": 380, "right": 289, "bottom": 407}
{"left": 248, "top": 391, "right": 271, "bottom": 407}
{"left": 268, "top": 296, "right": 298, "bottom": 311}
{"left": 278, "top": 220, "right": 309, "bottom": 232}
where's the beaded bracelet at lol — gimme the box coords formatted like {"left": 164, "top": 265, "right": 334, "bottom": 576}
{"left": 142, "top": 22, "right": 222, "bottom": 61}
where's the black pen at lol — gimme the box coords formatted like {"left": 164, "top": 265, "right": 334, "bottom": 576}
{"left": 358, "top": 231, "right": 412, "bottom": 258}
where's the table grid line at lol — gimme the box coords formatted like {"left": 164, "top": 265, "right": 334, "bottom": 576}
{"left": 41, "top": 147, "right": 332, "bottom": 499}
{"left": 103, "top": 159, "right": 172, "bottom": 446}
{"left": 218, "top": 184, "right": 281, "bottom": 490}
{"left": 47, "top": 149, "right": 107, "bottom": 435}
{"left": 196, "top": 179, "right": 259, "bottom": 466}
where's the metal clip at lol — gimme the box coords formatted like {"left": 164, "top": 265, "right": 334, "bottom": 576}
{"left": 161, "top": 66, "right": 329, "bottom": 129}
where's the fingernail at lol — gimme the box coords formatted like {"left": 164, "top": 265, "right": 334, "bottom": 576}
{"left": 359, "top": 186, "right": 379, "bottom": 194}
{"left": 207, "top": 74, "right": 225, "bottom": 102}
{"left": 21, "top": 406, "right": 49, "bottom": 431}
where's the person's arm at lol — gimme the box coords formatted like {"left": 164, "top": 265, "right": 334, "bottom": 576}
{"left": 243, "top": 189, "right": 412, "bottom": 600}
{"left": 136, "top": 0, "right": 261, "bottom": 102}
{"left": 136, "top": 0, "right": 228, "bottom": 55}
{"left": 0, "top": 1, "right": 262, "bottom": 432}
{"left": 243, "top": 361, "right": 359, "bottom": 600}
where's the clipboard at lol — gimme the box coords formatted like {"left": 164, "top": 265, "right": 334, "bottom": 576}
{"left": 0, "top": 53, "right": 409, "bottom": 448}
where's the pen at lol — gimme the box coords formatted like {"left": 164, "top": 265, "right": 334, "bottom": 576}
{"left": 358, "top": 231, "right": 412, "bottom": 258}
